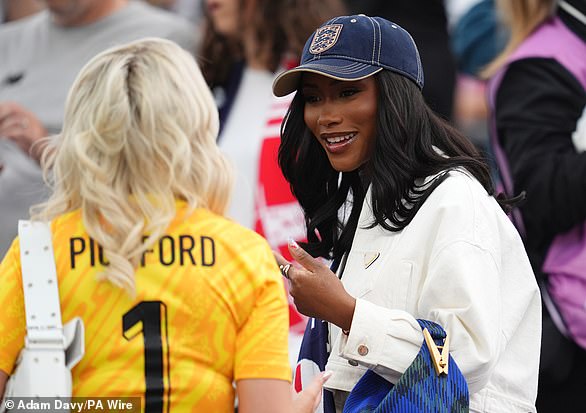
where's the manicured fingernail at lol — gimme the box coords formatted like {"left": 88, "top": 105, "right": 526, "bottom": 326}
{"left": 288, "top": 238, "right": 299, "bottom": 249}
{"left": 322, "top": 371, "right": 333, "bottom": 381}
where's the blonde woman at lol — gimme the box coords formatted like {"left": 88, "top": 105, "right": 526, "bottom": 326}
{"left": 0, "top": 38, "right": 326, "bottom": 412}
{"left": 485, "top": 0, "right": 586, "bottom": 411}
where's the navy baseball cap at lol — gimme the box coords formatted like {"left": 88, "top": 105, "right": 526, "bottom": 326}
{"left": 273, "top": 15, "right": 424, "bottom": 97}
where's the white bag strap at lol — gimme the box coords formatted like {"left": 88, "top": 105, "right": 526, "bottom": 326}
{"left": 18, "top": 220, "right": 65, "bottom": 350}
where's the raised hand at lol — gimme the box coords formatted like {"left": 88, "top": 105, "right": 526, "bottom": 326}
{"left": 275, "top": 239, "right": 355, "bottom": 331}
{"left": 0, "top": 102, "right": 49, "bottom": 161}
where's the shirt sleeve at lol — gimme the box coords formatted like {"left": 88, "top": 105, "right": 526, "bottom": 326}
{"left": 495, "top": 58, "right": 586, "bottom": 249}
{"left": 338, "top": 241, "right": 503, "bottom": 394}
{"left": 0, "top": 237, "right": 26, "bottom": 375}
{"left": 233, "top": 242, "right": 292, "bottom": 382}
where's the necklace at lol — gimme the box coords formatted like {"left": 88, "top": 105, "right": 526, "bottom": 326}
{"left": 559, "top": 0, "right": 586, "bottom": 26}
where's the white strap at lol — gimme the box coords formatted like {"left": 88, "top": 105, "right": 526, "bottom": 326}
{"left": 18, "top": 220, "right": 65, "bottom": 349}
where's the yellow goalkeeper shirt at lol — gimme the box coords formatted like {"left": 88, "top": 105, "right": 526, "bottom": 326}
{"left": 0, "top": 202, "right": 291, "bottom": 412}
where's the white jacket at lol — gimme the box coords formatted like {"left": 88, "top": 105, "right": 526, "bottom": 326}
{"left": 324, "top": 170, "right": 541, "bottom": 413}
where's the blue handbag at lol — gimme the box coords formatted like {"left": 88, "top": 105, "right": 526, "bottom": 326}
{"left": 343, "top": 320, "right": 469, "bottom": 413}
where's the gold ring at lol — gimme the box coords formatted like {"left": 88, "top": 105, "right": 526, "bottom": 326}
{"left": 279, "top": 264, "right": 291, "bottom": 279}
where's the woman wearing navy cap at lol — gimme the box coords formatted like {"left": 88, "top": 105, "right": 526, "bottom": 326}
{"left": 273, "top": 15, "right": 541, "bottom": 413}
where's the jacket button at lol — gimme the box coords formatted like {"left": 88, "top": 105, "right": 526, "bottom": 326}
{"left": 357, "top": 344, "right": 369, "bottom": 356}
{"left": 348, "top": 359, "right": 359, "bottom": 366}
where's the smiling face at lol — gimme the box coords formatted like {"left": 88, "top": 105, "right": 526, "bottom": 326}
{"left": 302, "top": 73, "right": 378, "bottom": 173}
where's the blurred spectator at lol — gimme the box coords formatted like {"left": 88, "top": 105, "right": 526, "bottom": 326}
{"left": 1, "top": 0, "right": 45, "bottom": 23}
{"left": 450, "top": 0, "right": 506, "bottom": 157}
{"left": 198, "top": 0, "right": 346, "bottom": 366}
{"left": 485, "top": 0, "right": 586, "bottom": 411}
{"left": 199, "top": 0, "right": 345, "bottom": 251}
{"left": 343, "top": 0, "right": 456, "bottom": 120}
{"left": 452, "top": 0, "right": 505, "bottom": 78}
{"left": 0, "top": 0, "right": 197, "bottom": 259}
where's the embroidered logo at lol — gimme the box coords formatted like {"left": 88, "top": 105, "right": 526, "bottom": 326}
{"left": 309, "top": 24, "right": 343, "bottom": 54}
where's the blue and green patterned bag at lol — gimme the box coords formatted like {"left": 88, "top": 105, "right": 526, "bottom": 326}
{"left": 343, "top": 320, "right": 469, "bottom": 413}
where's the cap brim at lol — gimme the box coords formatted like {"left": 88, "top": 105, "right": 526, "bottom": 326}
{"left": 272, "top": 59, "right": 383, "bottom": 97}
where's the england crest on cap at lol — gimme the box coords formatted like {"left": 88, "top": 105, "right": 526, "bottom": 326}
{"left": 309, "top": 24, "right": 343, "bottom": 55}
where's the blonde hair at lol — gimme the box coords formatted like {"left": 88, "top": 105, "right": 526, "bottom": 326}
{"left": 32, "top": 38, "right": 233, "bottom": 295}
{"left": 482, "top": 0, "right": 557, "bottom": 78}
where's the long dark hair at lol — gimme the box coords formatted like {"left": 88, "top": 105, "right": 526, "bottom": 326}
{"left": 279, "top": 70, "right": 512, "bottom": 261}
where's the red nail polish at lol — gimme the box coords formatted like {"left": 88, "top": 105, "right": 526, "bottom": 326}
{"left": 288, "top": 238, "right": 299, "bottom": 249}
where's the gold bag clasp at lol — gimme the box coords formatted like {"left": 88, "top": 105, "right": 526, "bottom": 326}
{"left": 423, "top": 327, "right": 449, "bottom": 376}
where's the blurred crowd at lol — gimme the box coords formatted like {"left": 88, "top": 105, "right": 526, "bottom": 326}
{"left": 0, "top": 0, "right": 500, "bottom": 268}
{"left": 1, "top": 0, "right": 585, "bottom": 412}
